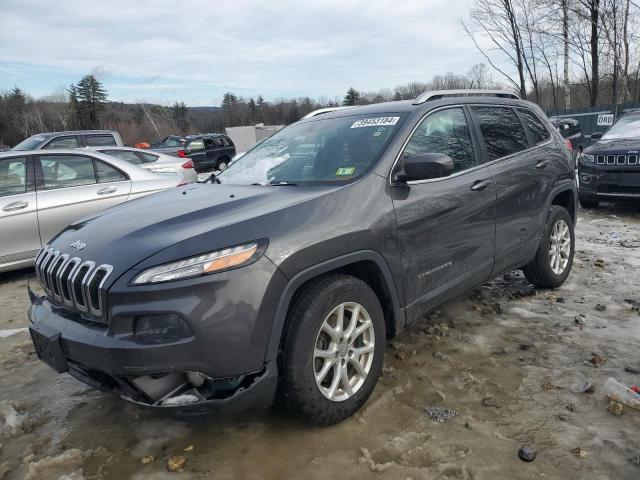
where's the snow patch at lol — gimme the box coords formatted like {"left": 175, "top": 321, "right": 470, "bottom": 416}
{"left": 0, "top": 327, "right": 28, "bottom": 339}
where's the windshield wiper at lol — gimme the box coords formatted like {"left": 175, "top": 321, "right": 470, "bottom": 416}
{"left": 200, "top": 172, "right": 221, "bottom": 184}
{"left": 268, "top": 181, "right": 297, "bottom": 186}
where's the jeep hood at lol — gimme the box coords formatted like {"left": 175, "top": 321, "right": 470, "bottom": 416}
{"left": 49, "top": 183, "right": 339, "bottom": 272}
{"left": 584, "top": 137, "right": 640, "bottom": 154}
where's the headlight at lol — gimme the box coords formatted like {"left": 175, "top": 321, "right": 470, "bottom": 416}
{"left": 580, "top": 153, "right": 595, "bottom": 163}
{"left": 133, "top": 242, "right": 263, "bottom": 284}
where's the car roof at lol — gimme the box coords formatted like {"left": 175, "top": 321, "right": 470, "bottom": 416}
{"left": 23, "top": 130, "right": 118, "bottom": 138}
{"left": 84, "top": 146, "right": 180, "bottom": 161}
{"left": 0, "top": 148, "right": 160, "bottom": 177}
{"left": 297, "top": 96, "right": 541, "bottom": 123}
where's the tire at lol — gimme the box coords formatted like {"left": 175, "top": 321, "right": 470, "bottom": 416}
{"left": 523, "top": 205, "right": 575, "bottom": 289}
{"left": 278, "top": 274, "right": 386, "bottom": 425}
{"left": 216, "top": 158, "right": 229, "bottom": 171}
{"left": 579, "top": 196, "right": 599, "bottom": 208}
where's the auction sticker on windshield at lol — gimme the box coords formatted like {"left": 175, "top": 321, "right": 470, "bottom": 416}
{"left": 351, "top": 117, "right": 400, "bottom": 128}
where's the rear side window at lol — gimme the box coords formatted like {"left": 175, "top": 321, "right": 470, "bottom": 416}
{"left": 402, "top": 107, "right": 477, "bottom": 174}
{"left": 137, "top": 152, "right": 159, "bottom": 163}
{"left": 43, "top": 136, "right": 79, "bottom": 149}
{"left": 39, "top": 155, "right": 96, "bottom": 189}
{"left": 86, "top": 135, "right": 117, "bottom": 147}
{"left": 472, "top": 107, "right": 529, "bottom": 161}
{"left": 186, "top": 139, "right": 205, "bottom": 154}
{"left": 518, "top": 109, "right": 550, "bottom": 144}
{"left": 95, "top": 161, "right": 127, "bottom": 183}
{"left": 101, "top": 149, "right": 143, "bottom": 165}
{"left": 0, "top": 157, "right": 27, "bottom": 197}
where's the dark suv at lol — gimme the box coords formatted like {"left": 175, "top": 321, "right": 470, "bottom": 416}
{"left": 578, "top": 111, "right": 640, "bottom": 207}
{"left": 150, "top": 134, "right": 236, "bottom": 172}
{"left": 28, "top": 90, "right": 577, "bottom": 425}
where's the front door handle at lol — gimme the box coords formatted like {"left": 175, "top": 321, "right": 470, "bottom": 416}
{"left": 2, "top": 201, "right": 28, "bottom": 212}
{"left": 470, "top": 179, "right": 491, "bottom": 191}
{"left": 536, "top": 160, "right": 550, "bottom": 169}
{"left": 97, "top": 186, "right": 117, "bottom": 195}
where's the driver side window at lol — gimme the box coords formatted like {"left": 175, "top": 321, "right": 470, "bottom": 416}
{"left": 403, "top": 108, "right": 477, "bottom": 174}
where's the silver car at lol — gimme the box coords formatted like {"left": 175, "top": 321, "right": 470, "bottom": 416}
{"left": 85, "top": 146, "right": 198, "bottom": 184}
{"left": 0, "top": 149, "right": 180, "bottom": 273}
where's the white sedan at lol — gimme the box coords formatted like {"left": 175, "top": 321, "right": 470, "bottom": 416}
{"left": 85, "top": 146, "right": 197, "bottom": 184}
{"left": 0, "top": 149, "right": 181, "bottom": 273}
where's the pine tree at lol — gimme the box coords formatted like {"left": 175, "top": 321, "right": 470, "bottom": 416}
{"left": 248, "top": 98, "right": 256, "bottom": 123}
{"left": 343, "top": 87, "right": 361, "bottom": 106}
{"left": 393, "top": 91, "right": 403, "bottom": 101}
{"left": 67, "top": 84, "right": 80, "bottom": 128}
{"left": 9, "top": 87, "right": 26, "bottom": 106}
{"left": 171, "top": 101, "right": 189, "bottom": 134}
{"left": 76, "top": 74, "right": 108, "bottom": 128}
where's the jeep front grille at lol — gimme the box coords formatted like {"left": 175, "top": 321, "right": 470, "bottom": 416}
{"left": 35, "top": 246, "right": 113, "bottom": 320}
{"left": 596, "top": 154, "right": 638, "bottom": 165}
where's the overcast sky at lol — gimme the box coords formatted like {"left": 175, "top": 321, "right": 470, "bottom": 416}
{"left": 0, "top": 0, "right": 485, "bottom": 106}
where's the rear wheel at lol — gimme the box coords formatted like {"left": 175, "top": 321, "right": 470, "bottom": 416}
{"left": 216, "top": 157, "right": 229, "bottom": 171}
{"left": 523, "top": 205, "right": 575, "bottom": 289}
{"left": 278, "top": 274, "right": 385, "bottom": 425}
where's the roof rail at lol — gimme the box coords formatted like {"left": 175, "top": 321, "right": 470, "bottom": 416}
{"left": 413, "top": 89, "right": 520, "bottom": 105}
{"left": 301, "top": 106, "right": 352, "bottom": 119}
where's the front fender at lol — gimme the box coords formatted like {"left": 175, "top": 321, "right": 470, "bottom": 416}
{"left": 264, "top": 250, "right": 404, "bottom": 362}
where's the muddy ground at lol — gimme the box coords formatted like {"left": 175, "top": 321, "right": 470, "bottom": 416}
{"left": 1, "top": 204, "right": 639, "bottom": 480}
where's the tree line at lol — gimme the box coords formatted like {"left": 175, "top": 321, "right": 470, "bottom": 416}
{"left": 463, "top": 0, "right": 640, "bottom": 111}
{"left": 1, "top": 0, "right": 639, "bottom": 148}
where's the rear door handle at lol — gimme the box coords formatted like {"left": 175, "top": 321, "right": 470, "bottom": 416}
{"left": 470, "top": 179, "right": 492, "bottom": 191}
{"left": 97, "top": 186, "right": 117, "bottom": 195}
{"left": 2, "top": 201, "right": 29, "bottom": 212}
{"left": 536, "top": 160, "right": 550, "bottom": 169}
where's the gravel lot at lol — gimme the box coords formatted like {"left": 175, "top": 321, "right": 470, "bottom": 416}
{"left": 1, "top": 204, "right": 639, "bottom": 479}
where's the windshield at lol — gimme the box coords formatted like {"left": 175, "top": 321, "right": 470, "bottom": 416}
{"left": 603, "top": 115, "right": 640, "bottom": 139}
{"left": 217, "top": 114, "right": 405, "bottom": 185}
{"left": 12, "top": 135, "right": 48, "bottom": 151}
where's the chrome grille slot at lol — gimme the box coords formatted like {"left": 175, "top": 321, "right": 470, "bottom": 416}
{"left": 39, "top": 249, "right": 56, "bottom": 292}
{"left": 617, "top": 155, "right": 626, "bottom": 165}
{"left": 34, "top": 247, "right": 113, "bottom": 321}
{"left": 629, "top": 155, "right": 638, "bottom": 165}
{"left": 86, "top": 265, "right": 113, "bottom": 316}
{"left": 607, "top": 155, "right": 616, "bottom": 165}
{"left": 49, "top": 254, "right": 68, "bottom": 299}
{"left": 71, "top": 262, "right": 94, "bottom": 312}
{"left": 58, "top": 257, "right": 79, "bottom": 304}
{"left": 597, "top": 155, "right": 605, "bottom": 164}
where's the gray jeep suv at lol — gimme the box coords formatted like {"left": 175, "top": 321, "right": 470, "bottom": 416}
{"left": 28, "top": 90, "right": 577, "bottom": 425}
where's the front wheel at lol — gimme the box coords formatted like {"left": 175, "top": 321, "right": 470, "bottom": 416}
{"left": 523, "top": 205, "right": 575, "bottom": 289}
{"left": 278, "top": 274, "right": 385, "bottom": 425}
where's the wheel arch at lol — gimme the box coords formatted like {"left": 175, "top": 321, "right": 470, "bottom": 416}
{"left": 548, "top": 183, "right": 577, "bottom": 224}
{"left": 264, "top": 251, "right": 404, "bottom": 363}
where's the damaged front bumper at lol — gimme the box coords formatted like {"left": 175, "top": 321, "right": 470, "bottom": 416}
{"left": 28, "top": 295, "right": 278, "bottom": 413}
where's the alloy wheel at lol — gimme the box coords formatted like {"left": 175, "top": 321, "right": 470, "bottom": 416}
{"left": 313, "top": 302, "right": 375, "bottom": 402}
{"left": 549, "top": 219, "right": 571, "bottom": 275}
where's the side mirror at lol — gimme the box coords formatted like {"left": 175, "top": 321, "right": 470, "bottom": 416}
{"left": 590, "top": 132, "right": 603, "bottom": 140}
{"left": 394, "top": 153, "right": 454, "bottom": 183}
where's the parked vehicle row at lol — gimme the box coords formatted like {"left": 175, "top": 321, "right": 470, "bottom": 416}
{"left": 26, "top": 90, "right": 577, "bottom": 425}
{"left": 0, "top": 149, "right": 180, "bottom": 272}
{"left": 148, "top": 133, "right": 236, "bottom": 172}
